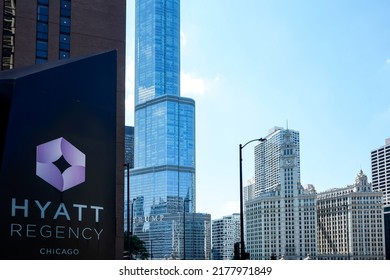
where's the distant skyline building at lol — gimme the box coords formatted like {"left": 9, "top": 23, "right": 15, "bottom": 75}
{"left": 317, "top": 171, "right": 385, "bottom": 260}
{"left": 124, "top": 126, "right": 134, "bottom": 168}
{"left": 371, "top": 138, "right": 390, "bottom": 259}
{"left": 254, "top": 126, "right": 300, "bottom": 196}
{"left": 212, "top": 213, "right": 240, "bottom": 260}
{"left": 124, "top": 126, "right": 134, "bottom": 232}
{"left": 0, "top": 0, "right": 126, "bottom": 259}
{"left": 246, "top": 127, "right": 317, "bottom": 260}
{"left": 371, "top": 138, "right": 390, "bottom": 204}
{"left": 182, "top": 213, "right": 211, "bottom": 260}
{"left": 139, "top": 212, "right": 210, "bottom": 260}
{"left": 130, "top": 0, "right": 198, "bottom": 259}
{"left": 243, "top": 178, "right": 255, "bottom": 204}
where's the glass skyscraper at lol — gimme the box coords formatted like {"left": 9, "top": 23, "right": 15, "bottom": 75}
{"left": 130, "top": 0, "right": 196, "bottom": 259}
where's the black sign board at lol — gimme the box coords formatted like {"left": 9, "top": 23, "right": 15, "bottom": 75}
{"left": 0, "top": 51, "right": 117, "bottom": 259}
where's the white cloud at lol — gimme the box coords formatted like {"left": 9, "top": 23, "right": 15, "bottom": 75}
{"left": 125, "top": 56, "right": 221, "bottom": 124}
{"left": 125, "top": 57, "right": 135, "bottom": 126}
{"left": 125, "top": 57, "right": 134, "bottom": 91}
{"left": 181, "top": 71, "right": 206, "bottom": 97}
{"left": 180, "top": 72, "right": 222, "bottom": 99}
{"left": 125, "top": 93, "right": 134, "bottom": 126}
{"left": 180, "top": 31, "right": 187, "bottom": 47}
{"left": 224, "top": 200, "right": 240, "bottom": 214}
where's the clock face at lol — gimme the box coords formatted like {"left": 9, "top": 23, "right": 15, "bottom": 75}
{"left": 286, "top": 159, "right": 293, "bottom": 165}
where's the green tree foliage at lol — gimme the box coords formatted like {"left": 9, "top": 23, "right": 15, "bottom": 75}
{"left": 124, "top": 232, "right": 150, "bottom": 260}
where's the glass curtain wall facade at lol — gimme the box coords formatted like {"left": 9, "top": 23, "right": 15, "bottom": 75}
{"left": 131, "top": 0, "right": 196, "bottom": 259}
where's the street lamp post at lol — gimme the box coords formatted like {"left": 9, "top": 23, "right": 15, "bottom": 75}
{"left": 239, "top": 138, "right": 266, "bottom": 260}
{"left": 130, "top": 198, "right": 136, "bottom": 258}
{"left": 124, "top": 162, "right": 131, "bottom": 259}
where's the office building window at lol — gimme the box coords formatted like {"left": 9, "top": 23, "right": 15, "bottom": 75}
{"left": 59, "top": 0, "right": 71, "bottom": 59}
{"left": 35, "top": 0, "right": 49, "bottom": 63}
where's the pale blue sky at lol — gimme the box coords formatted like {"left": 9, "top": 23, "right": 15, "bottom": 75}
{"left": 125, "top": 0, "right": 390, "bottom": 219}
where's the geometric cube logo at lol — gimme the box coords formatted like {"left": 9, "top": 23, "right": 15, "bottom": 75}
{"left": 36, "top": 137, "right": 86, "bottom": 192}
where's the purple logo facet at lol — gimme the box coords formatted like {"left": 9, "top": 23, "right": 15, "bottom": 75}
{"left": 36, "top": 137, "right": 86, "bottom": 192}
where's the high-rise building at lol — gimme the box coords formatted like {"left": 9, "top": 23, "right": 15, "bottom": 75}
{"left": 130, "top": 0, "right": 198, "bottom": 259}
{"left": 243, "top": 178, "right": 255, "bottom": 204}
{"left": 246, "top": 127, "right": 317, "bottom": 260}
{"left": 0, "top": 1, "right": 125, "bottom": 73}
{"left": 371, "top": 138, "right": 390, "bottom": 204}
{"left": 0, "top": 0, "right": 126, "bottom": 259}
{"left": 182, "top": 213, "right": 211, "bottom": 260}
{"left": 243, "top": 178, "right": 255, "bottom": 244}
{"left": 371, "top": 138, "right": 390, "bottom": 259}
{"left": 211, "top": 213, "right": 240, "bottom": 260}
{"left": 384, "top": 206, "right": 390, "bottom": 260}
{"left": 254, "top": 127, "right": 300, "bottom": 196}
{"left": 317, "top": 171, "right": 385, "bottom": 260}
{"left": 124, "top": 126, "right": 134, "bottom": 168}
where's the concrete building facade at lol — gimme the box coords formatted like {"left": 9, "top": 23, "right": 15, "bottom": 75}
{"left": 212, "top": 213, "right": 240, "bottom": 260}
{"left": 317, "top": 171, "right": 385, "bottom": 260}
{"left": 254, "top": 127, "right": 300, "bottom": 196}
{"left": 246, "top": 127, "right": 317, "bottom": 260}
{"left": 371, "top": 138, "right": 390, "bottom": 259}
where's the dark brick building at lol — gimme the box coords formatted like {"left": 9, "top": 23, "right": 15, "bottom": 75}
{"left": 0, "top": 0, "right": 126, "bottom": 259}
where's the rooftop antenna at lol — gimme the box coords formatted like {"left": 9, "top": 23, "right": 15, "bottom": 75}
{"left": 286, "top": 120, "right": 289, "bottom": 130}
